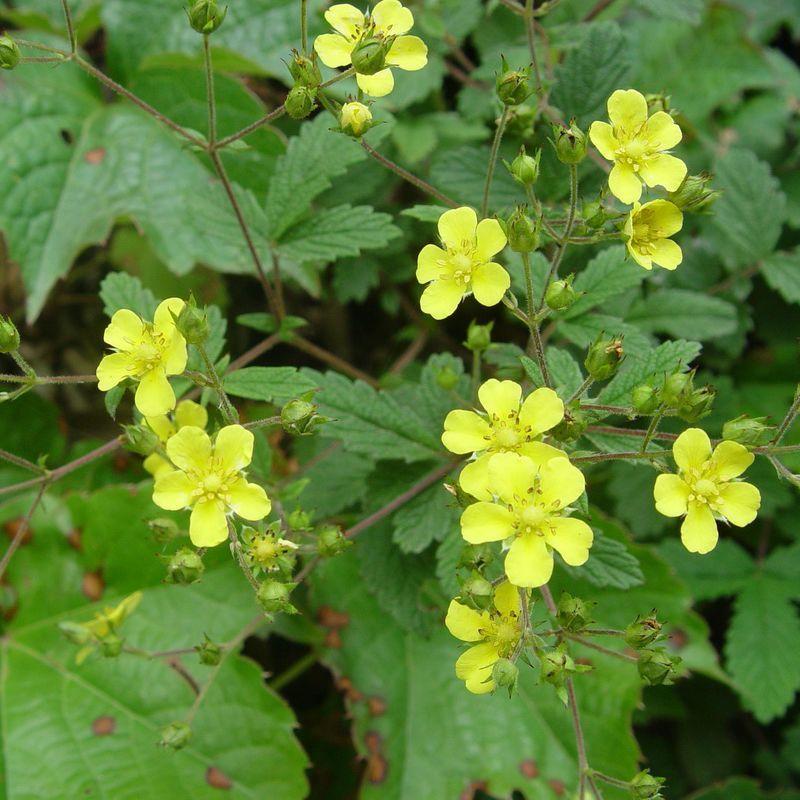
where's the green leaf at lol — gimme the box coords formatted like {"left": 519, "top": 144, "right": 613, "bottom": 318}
{"left": 400, "top": 204, "right": 447, "bottom": 223}
{"left": 689, "top": 778, "right": 800, "bottom": 800}
{"left": 391, "top": 477, "right": 459, "bottom": 554}
{"left": 627, "top": 290, "right": 738, "bottom": 340}
{"left": 559, "top": 313, "right": 653, "bottom": 354}
{"left": 521, "top": 349, "right": 585, "bottom": 399}
{"left": 429, "top": 145, "right": 519, "bottom": 209}
{"left": 223, "top": 367, "right": 319, "bottom": 404}
{"left": 568, "top": 520, "right": 644, "bottom": 590}
{"left": 332, "top": 257, "right": 381, "bottom": 303}
{"left": 296, "top": 447, "right": 373, "bottom": 520}
{"left": 100, "top": 272, "right": 158, "bottom": 318}
{"left": 761, "top": 249, "right": 800, "bottom": 304}
{"left": 634, "top": 0, "right": 705, "bottom": 24}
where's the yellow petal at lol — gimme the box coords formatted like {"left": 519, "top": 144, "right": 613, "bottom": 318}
{"left": 519, "top": 387, "right": 564, "bottom": 435}
{"left": 420, "top": 279, "right": 463, "bottom": 319}
{"left": 709, "top": 440, "right": 754, "bottom": 481}
{"left": 607, "top": 88, "right": 648, "bottom": 132}
{"left": 134, "top": 368, "right": 176, "bottom": 417}
{"left": 460, "top": 501, "right": 514, "bottom": 544}
{"left": 546, "top": 516, "right": 593, "bottom": 566}
{"left": 445, "top": 600, "right": 488, "bottom": 642}
{"left": 493, "top": 580, "right": 521, "bottom": 617}
{"left": 314, "top": 33, "right": 354, "bottom": 68}
{"left": 718, "top": 482, "right": 760, "bottom": 527}
{"left": 386, "top": 35, "right": 427, "bottom": 71}
{"left": 474, "top": 218, "right": 507, "bottom": 261}
{"left": 458, "top": 454, "right": 492, "bottom": 501}
{"left": 372, "top": 0, "right": 414, "bottom": 35}
{"left": 478, "top": 378, "right": 521, "bottom": 419}
{"left": 673, "top": 428, "right": 712, "bottom": 473}
{"left": 638, "top": 199, "right": 683, "bottom": 236}
{"left": 161, "top": 332, "right": 188, "bottom": 376}
{"left": 189, "top": 499, "right": 229, "bottom": 548}
{"left": 227, "top": 478, "right": 271, "bottom": 520}
{"left": 627, "top": 237, "right": 653, "bottom": 270}
{"left": 471, "top": 262, "right": 510, "bottom": 307}
{"left": 505, "top": 532, "right": 553, "bottom": 588}
{"left": 175, "top": 399, "right": 208, "bottom": 430}
{"left": 588, "top": 120, "right": 618, "bottom": 160}
{"left": 143, "top": 452, "right": 171, "bottom": 478}
{"left": 438, "top": 207, "right": 477, "bottom": 250}
{"left": 653, "top": 473, "right": 690, "bottom": 517}
{"left": 487, "top": 451, "right": 534, "bottom": 504}
{"left": 650, "top": 239, "right": 682, "bottom": 271}
{"left": 680, "top": 502, "right": 718, "bottom": 554}
{"left": 152, "top": 469, "right": 196, "bottom": 510}
{"left": 416, "top": 243, "right": 447, "bottom": 283}
{"left": 324, "top": 3, "right": 364, "bottom": 36}
{"left": 538, "top": 457, "right": 585, "bottom": 510}
{"left": 642, "top": 111, "right": 682, "bottom": 150}
{"left": 518, "top": 441, "right": 567, "bottom": 468}
{"left": 104, "top": 309, "right": 144, "bottom": 350}
{"left": 153, "top": 298, "right": 185, "bottom": 337}
{"left": 455, "top": 642, "right": 499, "bottom": 693}
{"left": 96, "top": 352, "right": 132, "bottom": 390}
{"left": 145, "top": 414, "right": 174, "bottom": 442}
{"left": 442, "top": 410, "right": 491, "bottom": 454}
{"left": 356, "top": 68, "right": 394, "bottom": 97}
{"left": 640, "top": 154, "right": 687, "bottom": 193}
{"left": 166, "top": 425, "right": 213, "bottom": 472}
{"left": 609, "top": 162, "right": 642, "bottom": 204}
{"left": 214, "top": 424, "right": 254, "bottom": 472}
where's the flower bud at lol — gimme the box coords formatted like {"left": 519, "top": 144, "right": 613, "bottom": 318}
{"left": 0, "top": 316, "right": 20, "bottom": 352}
{"left": 173, "top": 295, "right": 209, "bottom": 345}
{"left": 552, "top": 120, "right": 587, "bottom": 164}
{"left": 122, "top": 424, "right": 160, "bottom": 456}
{"left": 435, "top": 365, "right": 460, "bottom": 391}
{"left": 100, "top": 633, "right": 123, "bottom": 658}
{"left": 551, "top": 404, "right": 588, "bottom": 443}
{"left": 630, "top": 770, "right": 666, "bottom": 800}
{"left": 544, "top": 275, "right": 580, "bottom": 312}
{"left": 281, "top": 396, "right": 325, "bottom": 435}
{"left": 165, "top": 547, "right": 204, "bottom": 585}
{"left": 722, "top": 415, "right": 776, "bottom": 448}
{"left": 340, "top": 101, "right": 373, "bottom": 138}
{"left": 645, "top": 93, "right": 671, "bottom": 115}
{"left": 637, "top": 647, "right": 680, "bottom": 686}
{"left": 624, "top": 612, "right": 662, "bottom": 649}
{"left": 584, "top": 335, "right": 624, "bottom": 382}
{"left": 148, "top": 517, "right": 181, "bottom": 542}
{"left": 677, "top": 384, "right": 715, "bottom": 423}
{"left": 668, "top": 172, "right": 720, "bottom": 214}
{"left": 495, "top": 57, "right": 531, "bottom": 106}
{"left": 59, "top": 621, "right": 92, "bottom": 645}
{"left": 159, "top": 722, "right": 192, "bottom": 750}
{"left": 351, "top": 37, "right": 390, "bottom": 75}
{"left": 195, "top": 635, "right": 222, "bottom": 666}
{"left": 0, "top": 36, "right": 20, "bottom": 71}
{"left": 504, "top": 146, "right": 540, "bottom": 187}
{"left": 582, "top": 200, "right": 606, "bottom": 229}
{"left": 631, "top": 383, "right": 661, "bottom": 415}
{"left": 461, "top": 574, "right": 493, "bottom": 609}
{"left": 464, "top": 320, "right": 493, "bottom": 353}
{"left": 257, "top": 580, "right": 297, "bottom": 615}
{"left": 287, "top": 49, "right": 322, "bottom": 88}
{"left": 505, "top": 207, "right": 540, "bottom": 253}
{"left": 287, "top": 510, "right": 313, "bottom": 532}
{"left": 285, "top": 85, "right": 317, "bottom": 120}
{"left": 556, "top": 592, "right": 594, "bottom": 632}
{"left": 186, "top": 0, "right": 227, "bottom": 34}
{"left": 659, "top": 370, "right": 693, "bottom": 408}
{"left": 492, "top": 657, "right": 519, "bottom": 695}
{"left": 317, "top": 525, "right": 352, "bottom": 557}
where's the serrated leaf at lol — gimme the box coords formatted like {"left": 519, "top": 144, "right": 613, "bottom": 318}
{"left": 223, "top": 367, "right": 319, "bottom": 404}
{"left": 761, "top": 249, "right": 800, "bottom": 304}
{"left": 559, "top": 313, "right": 653, "bottom": 354}
{"left": 627, "top": 289, "right": 738, "bottom": 340}
{"left": 297, "top": 447, "right": 373, "bottom": 519}
{"left": 521, "top": 349, "right": 585, "bottom": 399}
{"left": 569, "top": 529, "right": 644, "bottom": 590}
{"left": 429, "top": 145, "right": 518, "bottom": 209}
{"left": 391, "top": 479, "right": 459, "bottom": 554}
{"left": 400, "top": 204, "right": 447, "bottom": 222}
{"left": 100, "top": 272, "right": 158, "bottom": 318}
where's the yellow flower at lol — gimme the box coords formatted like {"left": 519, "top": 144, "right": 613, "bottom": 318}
{"left": 85, "top": 591, "right": 143, "bottom": 640}
{"left": 589, "top": 88, "right": 687, "bottom": 204}
{"left": 313, "top": 0, "right": 428, "bottom": 97}
{"left": 143, "top": 399, "right": 209, "bottom": 478}
{"left": 625, "top": 200, "right": 683, "bottom": 270}
{"left": 416, "top": 207, "right": 510, "bottom": 319}
{"left": 442, "top": 378, "right": 565, "bottom": 501}
{"left": 654, "top": 428, "right": 760, "bottom": 554}
{"left": 152, "top": 425, "right": 271, "bottom": 548}
{"left": 340, "top": 101, "right": 372, "bottom": 136}
{"left": 460, "top": 452, "right": 593, "bottom": 588}
{"left": 445, "top": 581, "right": 523, "bottom": 694}
{"left": 96, "top": 298, "right": 187, "bottom": 417}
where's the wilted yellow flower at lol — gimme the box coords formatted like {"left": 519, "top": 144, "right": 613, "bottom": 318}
{"left": 460, "top": 452, "right": 593, "bottom": 588}
{"left": 625, "top": 200, "right": 683, "bottom": 270}
{"left": 152, "top": 425, "right": 271, "bottom": 548}
{"left": 442, "top": 379, "right": 565, "bottom": 500}
{"left": 654, "top": 428, "right": 760, "bottom": 554}
{"left": 417, "top": 207, "right": 509, "bottom": 319}
{"left": 143, "top": 399, "right": 209, "bottom": 478}
{"left": 589, "top": 88, "right": 687, "bottom": 204}
{"left": 445, "top": 581, "right": 523, "bottom": 694}
{"left": 340, "top": 101, "right": 372, "bottom": 136}
{"left": 96, "top": 298, "right": 187, "bottom": 417}
{"left": 314, "top": 0, "right": 427, "bottom": 97}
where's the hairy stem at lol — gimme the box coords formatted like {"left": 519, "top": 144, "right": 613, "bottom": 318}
{"left": 60, "top": 0, "right": 77, "bottom": 53}
{"left": 290, "top": 335, "right": 379, "bottom": 387}
{"left": 482, "top": 106, "right": 510, "bottom": 218}
{"left": 198, "top": 344, "right": 238, "bottom": 424}
{"left": 539, "top": 163, "right": 578, "bottom": 307}
{"left": 0, "top": 482, "right": 48, "bottom": 581}
{"left": 0, "top": 373, "right": 98, "bottom": 385}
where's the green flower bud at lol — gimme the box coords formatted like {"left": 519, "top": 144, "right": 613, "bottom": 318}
{"left": 0, "top": 316, "right": 20, "bottom": 353}
{"left": 285, "top": 84, "right": 317, "bottom": 120}
{"left": 495, "top": 57, "right": 531, "bottom": 106}
{"left": 351, "top": 36, "right": 390, "bottom": 75}
{"left": 637, "top": 647, "right": 680, "bottom": 686}
{"left": 556, "top": 592, "right": 594, "bottom": 632}
{"left": 148, "top": 517, "right": 181, "bottom": 542}
{"left": 281, "top": 396, "right": 324, "bottom": 435}
{"left": 100, "top": 633, "right": 123, "bottom": 658}
{"left": 340, "top": 101, "right": 374, "bottom": 137}
{"left": 287, "top": 509, "right": 313, "bottom": 531}
{"left": 551, "top": 404, "right": 588, "bottom": 443}
{"left": 492, "top": 657, "right": 519, "bottom": 695}
{"left": 624, "top": 612, "right": 663, "bottom": 649}
{"left": 287, "top": 49, "right": 322, "bottom": 88}
{"left": 435, "top": 365, "right": 460, "bottom": 391}
{"left": 461, "top": 574, "right": 493, "bottom": 609}
{"left": 504, "top": 146, "right": 540, "bottom": 187}
{"left": 631, "top": 383, "right": 661, "bottom": 415}
{"left": 659, "top": 370, "right": 693, "bottom": 408}
{"left": 59, "top": 621, "right": 92, "bottom": 645}
{"left": 195, "top": 635, "right": 222, "bottom": 666}
{"left": 544, "top": 275, "right": 580, "bottom": 312}
{"left": 464, "top": 320, "right": 493, "bottom": 353}
{"left": 165, "top": 547, "right": 205, "bottom": 585}
{"left": 585, "top": 335, "right": 625, "bottom": 382}
{"left": 173, "top": 295, "right": 209, "bottom": 346}
{"left": 122, "top": 424, "right": 161, "bottom": 456}
{"left": 257, "top": 580, "right": 297, "bottom": 615}
{"left": 505, "top": 207, "right": 540, "bottom": 253}
{"left": 645, "top": 93, "right": 671, "bottom": 115}
{"left": 552, "top": 120, "right": 587, "bottom": 165}
{"left": 677, "top": 385, "right": 716, "bottom": 423}
{"left": 582, "top": 200, "right": 606, "bottom": 229}
{"left": 0, "top": 36, "right": 20, "bottom": 71}
{"left": 722, "top": 415, "right": 776, "bottom": 448}
{"left": 159, "top": 722, "right": 192, "bottom": 750}
{"left": 630, "top": 770, "right": 666, "bottom": 800}
{"left": 317, "top": 525, "right": 352, "bottom": 558}
{"left": 668, "top": 172, "right": 721, "bottom": 214}
{"left": 186, "top": 0, "right": 227, "bottom": 34}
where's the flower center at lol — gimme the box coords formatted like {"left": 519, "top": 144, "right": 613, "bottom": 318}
{"left": 518, "top": 504, "right": 547, "bottom": 533}
{"left": 493, "top": 619, "right": 519, "bottom": 651}
{"left": 614, "top": 137, "right": 650, "bottom": 172}
{"left": 129, "top": 325, "right": 169, "bottom": 375}
{"left": 494, "top": 427, "right": 520, "bottom": 449}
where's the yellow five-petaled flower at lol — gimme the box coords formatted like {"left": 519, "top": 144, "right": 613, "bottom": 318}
{"left": 654, "top": 428, "right": 761, "bottom": 554}
{"left": 416, "top": 207, "right": 510, "bottom": 320}
{"left": 442, "top": 378, "right": 565, "bottom": 500}
{"left": 314, "top": 0, "right": 427, "bottom": 97}
{"left": 461, "top": 452, "right": 593, "bottom": 588}
{"left": 589, "top": 88, "right": 687, "bottom": 204}
{"left": 143, "top": 399, "right": 209, "bottom": 478}
{"left": 96, "top": 298, "right": 187, "bottom": 417}
{"left": 625, "top": 199, "right": 683, "bottom": 271}
{"left": 152, "top": 425, "right": 271, "bottom": 548}
{"left": 445, "top": 581, "right": 524, "bottom": 694}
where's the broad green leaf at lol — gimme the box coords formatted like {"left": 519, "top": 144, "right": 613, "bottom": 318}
{"left": 690, "top": 778, "right": 800, "bottom": 800}
{"left": 391, "top": 476, "right": 459, "bottom": 554}
{"left": 761, "top": 249, "right": 800, "bottom": 305}
{"left": 634, "top": 0, "right": 705, "bottom": 24}
{"left": 332, "top": 257, "right": 381, "bottom": 303}
{"left": 627, "top": 290, "right": 738, "bottom": 340}
{"left": 569, "top": 526, "right": 644, "bottom": 590}
{"left": 100, "top": 272, "right": 158, "bottom": 318}
{"left": 296, "top": 446, "right": 373, "bottom": 520}
{"left": 429, "top": 144, "right": 519, "bottom": 209}
{"left": 521, "top": 349, "right": 585, "bottom": 399}
{"left": 223, "top": 367, "right": 319, "bottom": 404}
{"left": 559, "top": 313, "right": 653, "bottom": 354}
{"left": 400, "top": 204, "right": 448, "bottom": 223}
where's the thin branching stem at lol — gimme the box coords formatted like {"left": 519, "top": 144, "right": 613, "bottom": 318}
{"left": 482, "top": 106, "right": 510, "bottom": 218}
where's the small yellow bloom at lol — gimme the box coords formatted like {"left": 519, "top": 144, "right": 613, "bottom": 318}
{"left": 143, "top": 399, "right": 209, "bottom": 478}
{"left": 624, "top": 199, "right": 683, "bottom": 270}
{"left": 152, "top": 425, "right": 271, "bottom": 548}
{"left": 589, "top": 88, "right": 687, "bottom": 204}
{"left": 340, "top": 101, "right": 372, "bottom": 136}
{"left": 654, "top": 428, "right": 761, "bottom": 554}
{"left": 460, "top": 452, "right": 593, "bottom": 588}
{"left": 314, "top": 0, "right": 427, "bottom": 97}
{"left": 417, "top": 207, "right": 510, "bottom": 319}
{"left": 445, "top": 581, "right": 523, "bottom": 694}
{"left": 442, "top": 378, "right": 565, "bottom": 500}
{"left": 85, "top": 591, "right": 143, "bottom": 640}
{"left": 96, "top": 298, "right": 187, "bottom": 417}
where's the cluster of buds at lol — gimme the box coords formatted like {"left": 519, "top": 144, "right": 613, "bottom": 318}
{"left": 668, "top": 173, "right": 720, "bottom": 214}
{"left": 186, "top": 0, "right": 227, "bottom": 34}
{"left": 242, "top": 525, "right": 298, "bottom": 576}
{"left": 280, "top": 393, "right": 328, "bottom": 435}
{"left": 624, "top": 611, "right": 681, "bottom": 687}
{"left": 504, "top": 145, "right": 540, "bottom": 188}
{"left": 504, "top": 206, "right": 541, "bottom": 253}
{"left": 316, "top": 524, "right": 351, "bottom": 557}
{"left": 552, "top": 120, "right": 587, "bottom": 165}
{"left": 257, "top": 579, "right": 298, "bottom": 616}
{"left": 164, "top": 547, "right": 205, "bottom": 584}
{"left": 556, "top": 592, "right": 595, "bottom": 633}
{"left": 496, "top": 56, "right": 532, "bottom": 106}
{"left": 545, "top": 275, "right": 581, "bottom": 312}
{"left": 632, "top": 369, "right": 715, "bottom": 422}
{"left": 540, "top": 644, "right": 591, "bottom": 704}
{"left": 585, "top": 334, "right": 625, "bottom": 382}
